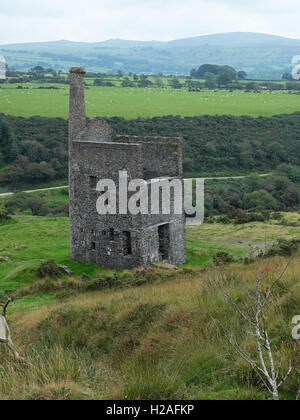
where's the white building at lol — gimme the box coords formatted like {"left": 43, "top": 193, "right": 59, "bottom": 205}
{"left": 0, "top": 55, "right": 6, "bottom": 80}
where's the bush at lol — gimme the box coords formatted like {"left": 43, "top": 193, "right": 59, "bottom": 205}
{"left": 46, "top": 200, "right": 69, "bottom": 216}
{"left": 213, "top": 252, "right": 235, "bottom": 266}
{"left": 4, "top": 193, "right": 28, "bottom": 213}
{"left": 37, "top": 260, "right": 63, "bottom": 278}
{"left": 60, "top": 189, "right": 69, "bottom": 196}
{"left": 243, "top": 257, "right": 256, "bottom": 265}
{"left": 18, "top": 266, "right": 181, "bottom": 299}
{"left": 244, "top": 190, "right": 278, "bottom": 211}
{"left": 218, "top": 215, "right": 232, "bottom": 224}
{"left": 272, "top": 212, "right": 282, "bottom": 220}
{"left": 0, "top": 212, "right": 11, "bottom": 222}
{"left": 25, "top": 197, "right": 49, "bottom": 216}
{"left": 204, "top": 216, "right": 216, "bottom": 224}
{"left": 53, "top": 204, "right": 69, "bottom": 217}
{"left": 234, "top": 210, "right": 252, "bottom": 224}
{"left": 265, "top": 240, "right": 298, "bottom": 258}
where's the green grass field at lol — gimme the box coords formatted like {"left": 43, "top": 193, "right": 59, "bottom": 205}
{"left": 1, "top": 209, "right": 300, "bottom": 300}
{"left": 1, "top": 83, "right": 300, "bottom": 119}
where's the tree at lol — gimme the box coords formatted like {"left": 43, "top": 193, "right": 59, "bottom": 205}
{"left": 185, "top": 80, "right": 202, "bottom": 92}
{"left": 286, "top": 82, "right": 300, "bottom": 91}
{"left": 244, "top": 190, "right": 278, "bottom": 211}
{"left": 190, "top": 68, "right": 197, "bottom": 78}
{"left": 237, "top": 70, "right": 247, "bottom": 80}
{"left": 245, "top": 82, "right": 260, "bottom": 91}
{"left": 245, "top": 174, "right": 262, "bottom": 192}
{"left": 121, "top": 77, "right": 135, "bottom": 88}
{"left": 282, "top": 72, "right": 293, "bottom": 81}
{"left": 204, "top": 72, "right": 217, "bottom": 89}
{"left": 191, "top": 64, "right": 237, "bottom": 80}
{"left": 215, "top": 266, "right": 293, "bottom": 400}
{"left": 266, "top": 142, "right": 287, "bottom": 165}
{"left": 217, "top": 72, "right": 232, "bottom": 86}
{"left": 0, "top": 115, "right": 20, "bottom": 163}
{"left": 154, "top": 75, "right": 164, "bottom": 88}
{"left": 29, "top": 66, "right": 46, "bottom": 80}
{"left": 30, "top": 66, "right": 45, "bottom": 74}
{"left": 138, "top": 75, "right": 153, "bottom": 88}
{"left": 94, "top": 79, "right": 116, "bottom": 87}
{"left": 276, "top": 164, "right": 300, "bottom": 183}
{"left": 0, "top": 299, "right": 27, "bottom": 363}
{"left": 25, "top": 197, "right": 48, "bottom": 216}
{"left": 169, "top": 78, "right": 182, "bottom": 89}
{"left": 192, "top": 64, "right": 219, "bottom": 78}
{"left": 205, "top": 79, "right": 217, "bottom": 89}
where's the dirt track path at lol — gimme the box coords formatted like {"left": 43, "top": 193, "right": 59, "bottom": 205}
{"left": 0, "top": 174, "right": 272, "bottom": 198}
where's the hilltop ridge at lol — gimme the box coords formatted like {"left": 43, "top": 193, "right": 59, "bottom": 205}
{"left": 1, "top": 32, "right": 300, "bottom": 79}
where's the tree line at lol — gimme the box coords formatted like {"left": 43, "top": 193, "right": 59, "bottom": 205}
{"left": 2, "top": 112, "right": 300, "bottom": 188}
{"left": 2, "top": 65, "right": 300, "bottom": 93}
{"left": 204, "top": 165, "right": 300, "bottom": 222}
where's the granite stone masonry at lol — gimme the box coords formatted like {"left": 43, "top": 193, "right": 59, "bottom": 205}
{"left": 69, "top": 67, "right": 186, "bottom": 269}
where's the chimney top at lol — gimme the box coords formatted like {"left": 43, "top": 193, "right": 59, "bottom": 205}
{"left": 69, "top": 67, "right": 86, "bottom": 74}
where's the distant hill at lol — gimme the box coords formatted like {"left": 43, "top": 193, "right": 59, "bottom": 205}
{"left": 1, "top": 32, "right": 300, "bottom": 79}
{"left": 166, "top": 32, "right": 300, "bottom": 47}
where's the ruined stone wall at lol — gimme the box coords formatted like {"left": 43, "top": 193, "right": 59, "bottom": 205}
{"left": 70, "top": 140, "right": 186, "bottom": 269}
{"left": 79, "top": 117, "right": 116, "bottom": 143}
{"left": 69, "top": 69, "right": 86, "bottom": 144}
{"left": 168, "top": 220, "right": 186, "bottom": 265}
{"left": 70, "top": 141, "right": 145, "bottom": 269}
{"left": 69, "top": 68, "right": 186, "bottom": 270}
{"left": 115, "top": 135, "right": 183, "bottom": 179}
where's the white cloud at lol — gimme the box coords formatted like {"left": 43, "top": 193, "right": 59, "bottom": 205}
{"left": 0, "top": 0, "right": 299, "bottom": 44}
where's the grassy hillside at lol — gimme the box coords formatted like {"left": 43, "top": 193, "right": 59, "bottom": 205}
{"left": 0, "top": 211, "right": 299, "bottom": 400}
{"left": 2, "top": 186, "right": 300, "bottom": 301}
{"left": 1, "top": 84, "right": 300, "bottom": 119}
{"left": 1, "top": 32, "right": 300, "bottom": 78}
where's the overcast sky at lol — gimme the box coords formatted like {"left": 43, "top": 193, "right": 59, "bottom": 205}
{"left": 1, "top": 0, "right": 300, "bottom": 44}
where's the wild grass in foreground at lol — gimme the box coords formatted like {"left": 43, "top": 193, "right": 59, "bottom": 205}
{"left": 0, "top": 256, "right": 299, "bottom": 400}
{"left": 0, "top": 214, "right": 300, "bottom": 399}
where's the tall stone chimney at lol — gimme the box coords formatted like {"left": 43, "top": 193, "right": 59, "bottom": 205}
{"left": 69, "top": 67, "right": 86, "bottom": 143}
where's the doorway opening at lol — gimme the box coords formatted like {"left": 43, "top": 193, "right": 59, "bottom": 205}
{"left": 122, "top": 231, "right": 132, "bottom": 256}
{"left": 158, "top": 224, "right": 170, "bottom": 261}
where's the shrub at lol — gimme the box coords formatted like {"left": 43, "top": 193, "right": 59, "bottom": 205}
{"left": 17, "top": 266, "right": 181, "bottom": 299}
{"left": 243, "top": 257, "right": 256, "bottom": 265}
{"left": 0, "top": 212, "right": 11, "bottom": 222}
{"left": 60, "top": 189, "right": 69, "bottom": 196}
{"left": 37, "top": 260, "right": 62, "bottom": 278}
{"left": 277, "top": 239, "right": 298, "bottom": 256}
{"left": 272, "top": 212, "right": 282, "bottom": 220}
{"left": 213, "top": 252, "right": 235, "bottom": 266}
{"left": 25, "top": 197, "right": 49, "bottom": 216}
{"left": 218, "top": 215, "right": 232, "bottom": 224}
{"left": 204, "top": 216, "right": 216, "bottom": 224}
{"left": 53, "top": 204, "right": 69, "bottom": 216}
{"left": 4, "top": 193, "right": 28, "bottom": 212}
{"left": 265, "top": 240, "right": 298, "bottom": 258}
{"left": 234, "top": 209, "right": 252, "bottom": 224}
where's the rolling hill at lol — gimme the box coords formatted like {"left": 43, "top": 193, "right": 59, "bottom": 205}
{"left": 1, "top": 32, "right": 300, "bottom": 79}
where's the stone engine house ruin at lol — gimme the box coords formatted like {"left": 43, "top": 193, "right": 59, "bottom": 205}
{"left": 69, "top": 68, "right": 186, "bottom": 269}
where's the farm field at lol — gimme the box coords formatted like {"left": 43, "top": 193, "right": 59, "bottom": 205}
{"left": 0, "top": 83, "right": 300, "bottom": 119}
